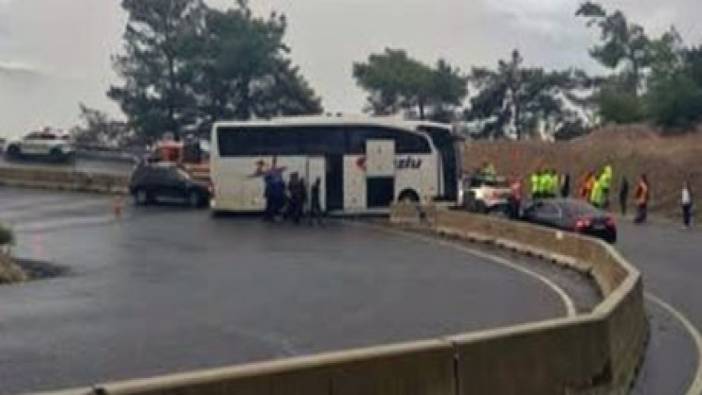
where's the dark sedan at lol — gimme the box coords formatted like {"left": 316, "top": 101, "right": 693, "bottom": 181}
{"left": 129, "top": 162, "right": 211, "bottom": 208}
{"left": 521, "top": 198, "right": 617, "bottom": 243}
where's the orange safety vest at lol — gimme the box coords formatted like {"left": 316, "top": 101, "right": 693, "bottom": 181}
{"left": 635, "top": 181, "right": 649, "bottom": 205}
{"left": 580, "top": 175, "right": 595, "bottom": 200}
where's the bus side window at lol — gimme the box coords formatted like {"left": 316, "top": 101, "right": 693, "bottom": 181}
{"left": 395, "top": 132, "right": 431, "bottom": 154}
{"left": 299, "top": 127, "right": 346, "bottom": 155}
{"left": 218, "top": 127, "right": 265, "bottom": 156}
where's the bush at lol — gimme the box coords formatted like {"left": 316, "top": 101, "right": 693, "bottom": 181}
{"left": 646, "top": 73, "right": 702, "bottom": 130}
{"left": 0, "top": 224, "right": 14, "bottom": 246}
{"left": 597, "top": 87, "right": 646, "bottom": 124}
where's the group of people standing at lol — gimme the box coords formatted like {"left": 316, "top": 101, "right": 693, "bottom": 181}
{"left": 530, "top": 169, "right": 569, "bottom": 199}
{"left": 263, "top": 172, "right": 323, "bottom": 225}
{"left": 528, "top": 164, "right": 693, "bottom": 228}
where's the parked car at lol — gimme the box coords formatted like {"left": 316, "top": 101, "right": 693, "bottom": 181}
{"left": 460, "top": 174, "right": 513, "bottom": 214}
{"left": 521, "top": 198, "right": 617, "bottom": 243}
{"left": 129, "top": 162, "right": 211, "bottom": 208}
{"left": 5, "top": 130, "right": 75, "bottom": 162}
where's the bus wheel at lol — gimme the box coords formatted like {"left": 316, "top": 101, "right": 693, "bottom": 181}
{"left": 398, "top": 190, "right": 420, "bottom": 204}
{"left": 6, "top": 145, "right": 20, "bottom": 159}
{"left": 188, "top": 190, "right": 203, "bottom": 208}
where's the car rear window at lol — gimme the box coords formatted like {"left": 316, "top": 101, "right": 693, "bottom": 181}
{"left": 563, "top": 201, "right": 601, "bottom": 217}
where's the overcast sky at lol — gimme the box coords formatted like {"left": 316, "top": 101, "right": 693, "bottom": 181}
{"left": 1, "top": 0, "right": 701, "bottom": 137}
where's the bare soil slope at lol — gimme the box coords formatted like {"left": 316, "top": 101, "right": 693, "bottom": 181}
{"left": 463, "top": 125, "right": 702, "bottom": 220}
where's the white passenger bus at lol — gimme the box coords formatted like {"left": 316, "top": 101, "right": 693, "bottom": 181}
{"left": 210, "top": 116, "right": 463, "bottom": 214}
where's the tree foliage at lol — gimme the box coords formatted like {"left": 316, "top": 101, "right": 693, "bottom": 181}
{"left": 645, "top": 41, "right": 702, "bottom": 129}
{"left": 464, "top": 50, "right": 589, "bottom": 140}
{"left": 577, "top": 1, "right": 653, "bottom": 94}
{"left": 352, "top": 49, "right": 468, "bottom": 122}
{"left": 70, "top": 104, "right": 133, "bottom": 147}
{"left": 578, "top": 2, "right": 702, "bottom": 130}
{"left": 109, "top": 0, "right": 322, "bottom": 141}
{"left": 0, "top": 223, "right": 13, "bottom": 246}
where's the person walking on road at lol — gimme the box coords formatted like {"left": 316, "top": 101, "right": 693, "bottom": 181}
{"left": 619, "top": 177, "right": 630, "bottom": 216}
{"left": 634, "top": 174, "right": 650, "bottom": 224}
{"left": 682, "top": 181, "right": 693, "bottom": 229}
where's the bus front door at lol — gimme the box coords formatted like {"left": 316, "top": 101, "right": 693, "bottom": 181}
{"left": 325, "top": 155, "right": 344, "bottom": 211}
{"left": 365, "top": 140, "right": 396, "bottom": 208}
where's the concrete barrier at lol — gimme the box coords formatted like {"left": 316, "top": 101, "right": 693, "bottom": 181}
{"left": 432, "top": 208, "right": 646, "bottom": 395}
{"left": 0, "top": 166, "right": 128, "bottom": 194}
{"left": 28, "top": 205, "right": 646, "bottom": 395}
{"left": 98, "top": 340, "right": 455, "bottom": 395}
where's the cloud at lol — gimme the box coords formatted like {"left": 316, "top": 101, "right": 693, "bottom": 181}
{"left": 0, "top": 60, "right": 40, "bottom": 75}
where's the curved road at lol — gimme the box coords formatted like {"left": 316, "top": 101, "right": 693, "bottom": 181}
{"left": 617, "top": 220, "right": 702, "bottom": 394}
{"left": 0, "top": 187, "right": 569, "bottom": 394}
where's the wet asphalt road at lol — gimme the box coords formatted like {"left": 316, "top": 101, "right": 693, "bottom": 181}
{"left": 0, "top": 187, "right": 566, "bottom": 394}
{"left": 617, "top": 220, "right": 702, "bottom": 394}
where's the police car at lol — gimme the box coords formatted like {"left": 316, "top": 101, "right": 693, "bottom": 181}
{"left": 5, "top": 129, "right": 75, "bottom": 162}
{"left": 460, "top": 173, "right": 513, "bottom": 214}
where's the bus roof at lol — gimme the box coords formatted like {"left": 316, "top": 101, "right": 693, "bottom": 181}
{"left": 213, "top": 115, "right": 453, "bottom": 133}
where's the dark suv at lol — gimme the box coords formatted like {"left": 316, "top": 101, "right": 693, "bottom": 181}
{"left": 129, "top": 162, "right": 211, "bottom": 208}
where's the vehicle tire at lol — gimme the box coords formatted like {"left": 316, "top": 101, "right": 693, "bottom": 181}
{"left": 134, "top": 188, "right": 151, "bottom": 206}
{"left": 398, "top": 189, "right": 420, "bottom": 204}
{"left": 463, "top": 192, "right": 477, "bottom": 211}
{"left": 474, "top": 201, "right": 488, "bottom": 214}
{"left": 187, "top": 190, "right": 202, "bottom": 208}
{"left": 6, "top": 145, "right": 20, "bottom": 159}
{"left": 488, "top": 204, "right": 510, "bottom": 218}
{"left": 49, "top": 148, "right": 65, "bottom": 163}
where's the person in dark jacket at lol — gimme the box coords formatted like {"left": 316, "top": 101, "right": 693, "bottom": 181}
{"left": 308, "top": 177, "right": 323, "bottom": 225}
{"left": 263, "top": 174, "right": 275, "bottom": 221}
{"left": 619, "top": 177, "right": 630, "bottom": 216}
{"left": 561, "top": 173, "right": 571, "bottom": 198}
{"left": 287, "top": 173, "right": 306, "bottom": 224}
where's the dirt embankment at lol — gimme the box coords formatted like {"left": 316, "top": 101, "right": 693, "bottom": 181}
{"left": 0, "top": 252, "right": 27, "bottom": 284}
{"left": 463, "top": 124, "right": 702, "bottom": 220}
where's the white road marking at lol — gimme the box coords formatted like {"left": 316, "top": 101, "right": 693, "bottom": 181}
{"left": 354, "top": 222, "right": 577, "bottom": 318}
{"left": 646, "top": 293, "right": 702, "bottom": 395}
{"left": 366, "top": 223, "right": 702, "bottom": 393}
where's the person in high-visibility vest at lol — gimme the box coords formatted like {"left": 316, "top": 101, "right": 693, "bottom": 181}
{"left": 531, "top": 171, "right": 541, "bottom": 199}
{"left": 543, "top": 170, "right": 552, "bottom": 198}
{"left": 539, "top": 170, "right": 550, "bottom": 199}
{"left": 590, "top": 177, "right": 604, "bottom": 208}
{"left": 549, "top": 170, "right": 559, "bottom": 198}
{"left": 599, "top": 165, "right": 613, "bottom": 209}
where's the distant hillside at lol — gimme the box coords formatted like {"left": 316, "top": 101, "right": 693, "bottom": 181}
{"left": 463, "top": 125, "right": 702, "bottom": 220}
